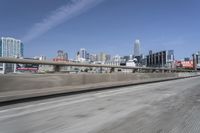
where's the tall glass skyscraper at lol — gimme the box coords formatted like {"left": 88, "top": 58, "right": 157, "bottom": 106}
{"left": 134, "top": 39, "right": 140, "bottom": 57}
{"left": 80, "top": 48, "right": 87, "bottom": 59}
{"left": 0, "top": 37, "right": 24, "bottom": 74}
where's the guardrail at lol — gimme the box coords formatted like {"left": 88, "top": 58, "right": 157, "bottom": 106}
{"left": 0, "top": 57, "right": 196, "bottom": 73}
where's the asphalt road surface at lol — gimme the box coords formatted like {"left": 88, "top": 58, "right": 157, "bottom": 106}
{"left": 0, "top": 77, "right": 200, "bottom": 133}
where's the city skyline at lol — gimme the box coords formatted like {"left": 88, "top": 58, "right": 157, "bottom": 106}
{"left": 1, "top": 0, "right": 200, "bottom": 59}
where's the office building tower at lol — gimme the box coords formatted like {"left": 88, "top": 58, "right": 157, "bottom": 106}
{"left": 195, "top": 52, "right": 200, "bottom": 70}
{"left": 76, "top": 48, "right": 90, "bottom": 62}
{"left": 134, "top": 39, "right": 140, "bottom": 57}
{"left": 106, "top": 54, "right": 111, "bottom": 61}
{"left": 89, "top": 54, "right": 97, "bottom": 62}
{"left": 86, "top": 52, "right": 90, "bottom": 60}
{"left": 0, "top": 37, "right": 24, "bottom": 74}
{"left": 184, "top": 57, "right": 190, "bottom": 61}
{"left": 53, "top": 50, "right": 68, "bottom": 62}
{"left": 80, "top": 48, "right": 87, "bottom": 59}
{"left": 98, "top": 52, "right": 107, "bottom": 62}
{"left": 146, "top": 50, "right": 175, "bottom": 68}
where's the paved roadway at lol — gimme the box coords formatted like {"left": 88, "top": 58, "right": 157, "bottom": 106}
{"left": 0, "top": 77, "right": 200, "bottom": 133}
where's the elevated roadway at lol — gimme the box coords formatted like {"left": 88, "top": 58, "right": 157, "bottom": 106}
{"left": 0, "top": 76, "right": 200, "bottom": 133}
{"left": 0, "top": 57, "right": 196, "bottom": 72}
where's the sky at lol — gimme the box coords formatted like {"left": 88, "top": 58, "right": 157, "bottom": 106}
{"left": 0, "top": 0, "right": 200, "bottom": 59}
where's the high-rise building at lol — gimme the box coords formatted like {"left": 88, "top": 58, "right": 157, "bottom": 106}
{"left": 146, "top": 50, "right": 175, "bottom": 68}
{"left": 80, "top": 48, "right": 87, "bottom": 59}
{"left": 197, "top": 51, "right": 200, "bottom": 64}
{"left": 86, "top": 52, "right": 90, "bottom": 60}
{"left": 195, "top": 51, "right": 200, "bottom": 70}
{"left": 184, "top": 57, "right": 190, "bottom": 61}
{"left": 105, "top": 54, "right": 111, "bottom": 61}
{"left": 89, "top": 54, "right": 97, "bottom": 62}
{"left": 98, "top": 52, "right": 107, "bottom": 62}
{"left": 0, "top": 37, "right": 24, "bottom": 74}
{"left": 53, "top": 50, "right": 68, "bottom": 62}
{"left": 76, "top": 48, "right": 90, "bottom": 62}
{"left": 134, "top": 39, "right": 140, "bottom": 57}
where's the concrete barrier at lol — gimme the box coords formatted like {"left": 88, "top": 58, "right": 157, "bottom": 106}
{"left": 0, "top": 73, "right": 178, "bottom": 92}
{"left": 0, "top": 72, "right": 199, "bottom": 103}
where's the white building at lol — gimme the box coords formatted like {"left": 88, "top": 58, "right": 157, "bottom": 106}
{"left": 126, "top": 60, "right": 136, "bottom": 67}
{"left": 0, "top": 37, "right": 23, "bottom": 74}
{"left": 104, "top": 55, "right": 122, "bottom": 66}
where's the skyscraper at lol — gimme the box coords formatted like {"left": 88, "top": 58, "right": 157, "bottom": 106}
{"left": 98, "top": 52, "right": 107, "bottom": 62}
{"left": 134, "top": 39, "right": 140, "bottom": 57}
{"left": 53, "top": 50, "right": 68, "bottom": 62}
{"left": 76, "top": 48, "right": 90, "bottom": 62}
{"left": 57, "top": 50, "right": 68, "bottom": 61}
{"left": 0, "top": 37, "right": 24, "bottom": 74}
{"left": 80, "top": 48, "right": 87, "bottom": 59}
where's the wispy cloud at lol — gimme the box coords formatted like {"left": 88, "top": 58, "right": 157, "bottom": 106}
{"left": 23, "top": 0, "right": 104, "bottom": 43}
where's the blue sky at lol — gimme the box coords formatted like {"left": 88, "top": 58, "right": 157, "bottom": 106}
{"left": 0, "top": 0, "right": 200, "bottom": 59}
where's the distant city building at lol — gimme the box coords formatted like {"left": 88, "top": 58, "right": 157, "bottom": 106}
{"left": 106, "top": 54, "right": 111, "bottom": 61}
{"left": 76, "top": 48, "right": 90, "bottom": 62}
{"left": 184, "top": 57, "right": 190, "bottom": 61}
{"left": 167, "top": 50, "right": 175, "bottom": 61}
{"left": 0, "top": 37, "right": 24, "bottom": 74}
{"left": 193, "top": 52, "right": 200, "bottom": 70}
{"left": 112, "top": 55, "right": 121, "bottom": 62}
{"left": 146, "top": 50, "right": 175, "bottom": 68}
{"left": 16, "top": 58, "right": 39, "bottom": 73}
{"left": 134, "top": 39, "right": 140, "bottom": 57}
{"left": 176, "top": 60, "right": 194, "bottom": 69}
{"left": 34, "top": 55, "right": 46, "bottom": 61}
{"left": 126, "top": 60, "right": 136, "bottom": 67}
{"left": 98, "top": 52, "right": 107, "bottom": 62}
{"left": 149, "top": 50, "right": 153, "bottom": 55}
{"left": 104, "top": 55, "right": 125, "bottom": 66}
{"left": 89, "top": 54, "right": 97, "bottom": 62}
{"left": 104, "top": 55, "right": 122, "bottom": 66}
{"left": 86, "top": 52, "right": 90, "bottom": 60}
{"left": 123, "top": 56, "right": 131, "bottom": 62}
{"left": 32, "top": 56, "right": 54, "bottom": 73}
{"left": 80, "top": 48, "right": 87, "bottom": 59}
{"left": 53, "top": 50, "right": 68, "bottom": 62}
{"left": 197, "top": 52, "right": 200, "bottom": 69}
{"left": 76, "top": 51, "right": 81, "bottom": 61}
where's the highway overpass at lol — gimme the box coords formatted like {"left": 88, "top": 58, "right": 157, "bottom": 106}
{"left": 0, "top": 57, "right": 196, "bottom": 73}
{"left": 0, "top": 57, "right": 200, "bottom": 133}
{"left": 0, "top": 76, "right": 200, "bottom": 133}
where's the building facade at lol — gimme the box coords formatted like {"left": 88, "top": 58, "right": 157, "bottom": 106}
{"left": 53, "top": 50, "right": 68, "bottom": 62}
{"left": 80, "top": 48, "right": 87, "bottom": 59}
{"left": 0, "top": 37, "right": 24, "bottom": 74}
{"left": 195, "top": 52, "right": 200, "bottom": 70}
{"left": 134, "top": 39, "right": 140, "bottom": 57}
{"left": 98, "top": 52, "right": 107, "bottom": 62}
{"left": 198, "top": 52, "right": 200, "bottom": 69}
{"left": 76, "top": 48, "right": 90, "bottom": 62}
{"left": 146, "top": 50, "right": 175, "bottom": 68}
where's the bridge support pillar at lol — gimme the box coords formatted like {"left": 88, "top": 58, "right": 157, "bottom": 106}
{"left": 152, "top": 70, "right": 156, "bottom": 73}
{"left": 110, "top": 67, "right": 115, "bottom": 73}
{"left": 132, "top": 69, "right": 137, "bottom": 73}
{"left": 99, "top": 67, "right": 103, "bottom": 73}
{"left": 54, "top": 65, "right": 61, "bottom": 72}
